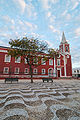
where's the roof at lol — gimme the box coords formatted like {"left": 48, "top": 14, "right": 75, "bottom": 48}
{"left": 61, "top": 32, "right": 68, "bottom": 44}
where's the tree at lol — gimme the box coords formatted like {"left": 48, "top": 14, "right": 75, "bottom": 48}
{"left": 8, "top": 37, "right": 59, "bottom": 83}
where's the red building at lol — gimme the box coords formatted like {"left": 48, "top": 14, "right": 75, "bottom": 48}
{"left": 0, "top": 33, "right": 72, "bottom": 79}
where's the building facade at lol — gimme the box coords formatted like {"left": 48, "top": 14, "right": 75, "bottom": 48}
{"left": 0, "top": 33, "right": 72, "bottom": 79}
{"left": 72, "top": 68, "right": 80, "bottom": 78}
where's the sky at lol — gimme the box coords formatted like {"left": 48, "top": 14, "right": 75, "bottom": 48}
{"left": 0, "top": 0, "right": 80, "bottom": 68}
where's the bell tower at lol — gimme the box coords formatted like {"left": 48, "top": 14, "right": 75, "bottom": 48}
{"left": 58, "top": 32, "right": 72, "bottom": 77}
{"left": 59, "top": 32, "right": 70, "bottom": 54}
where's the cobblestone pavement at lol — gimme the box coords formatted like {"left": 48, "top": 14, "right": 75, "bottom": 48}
{"left": 0, "top": 79, "right": 80, "bottom": 120}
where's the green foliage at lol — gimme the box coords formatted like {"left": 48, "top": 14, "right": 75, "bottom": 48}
{"left": 8, "top": 36, "right": 59, "bottom": 83}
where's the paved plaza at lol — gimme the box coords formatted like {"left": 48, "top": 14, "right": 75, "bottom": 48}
{"left": 0, "top": 79, "right": 80, "bottom": 120}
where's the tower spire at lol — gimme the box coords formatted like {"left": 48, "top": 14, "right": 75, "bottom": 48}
{"left": 61, "top": 32, "right": 67, "bottom": 44}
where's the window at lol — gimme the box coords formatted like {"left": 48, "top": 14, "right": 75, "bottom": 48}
{"left": 33, "top": 68, "right": 38, "bottom": 74}
{"left": 66, "top": 46, "right": 68, "bottom": 52}
{"left": 15, "top": 57, "right": 21, "bottom": 63}
{"left": 41, "top": 58, "right": 46, "bottom": 65}
{"left": 49, "top": 59, "right": 53, "bottom": 65}
{"left": 42, "top": 69, "right": 45, "bottom": 74}
{"left": 57, "top": 59, "right": 60, "bottom": 66}
{"left": 15, "top": 68, "right": 19, "bottom": 74}
{"left": 3, "top": 67, "right": 9, "bottom": 74}
{"left": 33, "top": 58, "right": 38, "bottom": 64}
{"left": 25, "top": 58, "right": 27, "bottom": 64}
{"left": 74, "top": 70, "right": 76, "bottom": 73}
{"left": 4, "top": 54, "right": 11, "bottom": 62}
{"left": 77, "top": 70, "right": 79, "bottom": 73}
{"left": 24, "top": 68, "right": 29, "bottom": 74}
{"left": 61, "top": 48, "right": 62, "bottom": 52}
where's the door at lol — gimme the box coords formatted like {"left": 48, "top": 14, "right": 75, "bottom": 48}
{"left": 57, "top": 70, "right": 60, "bottom": 77}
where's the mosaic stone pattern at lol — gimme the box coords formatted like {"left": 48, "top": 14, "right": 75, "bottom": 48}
{"left": 0, "top": 80, "right": 80, "bottom": 120}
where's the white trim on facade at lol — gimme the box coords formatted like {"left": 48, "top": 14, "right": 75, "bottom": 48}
{"left": 57, "top": 68, "right": 61, "bottom": 77}
{"left": 33, "top": 68, "right": 38, "bottom": 74}
{"left": 42, "top": 69, "right": 46, "bottom": 74}
{"left": 3, "top": 67, "right": 9, "bottom": 74}
{"left": 64, "top": 55, "right": 67, "bottom": 77}
{"left": 0, "top": 50, "right": 7, "bottom": 53}
{"left": 14, "top": 67, "right": 20, "bottom": 74}
{"left": 24, "top": 68, "right": 29, "bottom": 74}
{"left": 41, "top": 58, "right": 46, "bottom": 65}
{"left": 57, "top": 59, "right": 60, "bottom": 66}
{"left": 49, "top": 59, "right": 53, "bottom": 65}
{"left": 4, "top": 54, "right": 11, "bottom": 62}
{"left": 15, "top": 57, "right": 21, "bottom": 63}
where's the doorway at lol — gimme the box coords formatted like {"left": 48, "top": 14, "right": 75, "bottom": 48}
{"left": 57, "top": 70, "right": 60, "bottom": 77}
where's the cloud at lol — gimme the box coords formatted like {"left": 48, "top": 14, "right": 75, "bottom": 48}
{"left": 13, "top": 0, "right": 26, "bottom": 13}
{"left": 62, "top": 10, "right": 68, "bottom": 16}
{"left": 75, "top": 27, "right": 80, "bottom": 36}
{"left": 47, "top": 12, "right": 51, "bottom": 17}
{"left": 50, "top": 0, "right": 59, "bottom": 3}
{"left": 49, "top": 15, "right": 56, "bottom": 23}
{"left": 24, "top": 21, "right": 37, "bottom": 30}
{"left": 46, "top": 11, "right": 56, "bottom": 23}
{"left": 2, "top": 15, "right": 15, "bottom": 24}
{"left": 40, "top": 0, "right": 50, "bottom": 10}
{"left": 45, "top": 40, "right": 54, "bottom": 48}
{"left": 40, "top": 0, "right": 59, "bottom": 10}
{"left": 49, "top": 25, "right": 60, "bottom": 34}
{"left": 66, "top": 14, "right": 71, "bottom": 20}
{"left": 13, "top": 0, "right": 37, "bottom": 18}
{"left": 30, "top": 32, "right": 44, "bottom": 39}
{"left": 71, "top": 0, "right": 79, "bottom": 10}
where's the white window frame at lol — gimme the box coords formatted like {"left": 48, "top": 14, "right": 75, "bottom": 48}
{"left": 41, "top": 58, "right": 46, "bottom": 65}
{"left": 24, "top": 68, "right": 29, "bottom": 74}
{"left": 42, "top": 69, "right": 45, "bottom": 74}
{"left": 49, "top": 59, "right": 53, "bottom": 65}
{"left": 57, "top": 59, "right": 60, "bottom": 66}
{"left": 33, "top": 58, "right": 38, "bottom": 64}
{"left": 3, "top": 67, "right": 9, "bottom": 74}
{"left": 15, "top": 57, "right": 21, "bottom": 63}
{"left": 25, "top": 58, "right": 27, "bottom": 64}
{"left": 4, "top": 54, "right": 11, "bottom": 62}
{"left": 15, "top": 67, "right": 19, "bottom": 74}
{"left": 33, "top": 68, "right": 38, "bottom": 74}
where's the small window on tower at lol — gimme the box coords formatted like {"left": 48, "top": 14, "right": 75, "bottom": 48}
{"left": 66, "top": 46, "right": 68, "bottom": 52}
{"left": 60, "top": 46, "right": 63, "bottom": 52}
{"left": 57, "top": 59, "right": 60, "bottom": 66}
